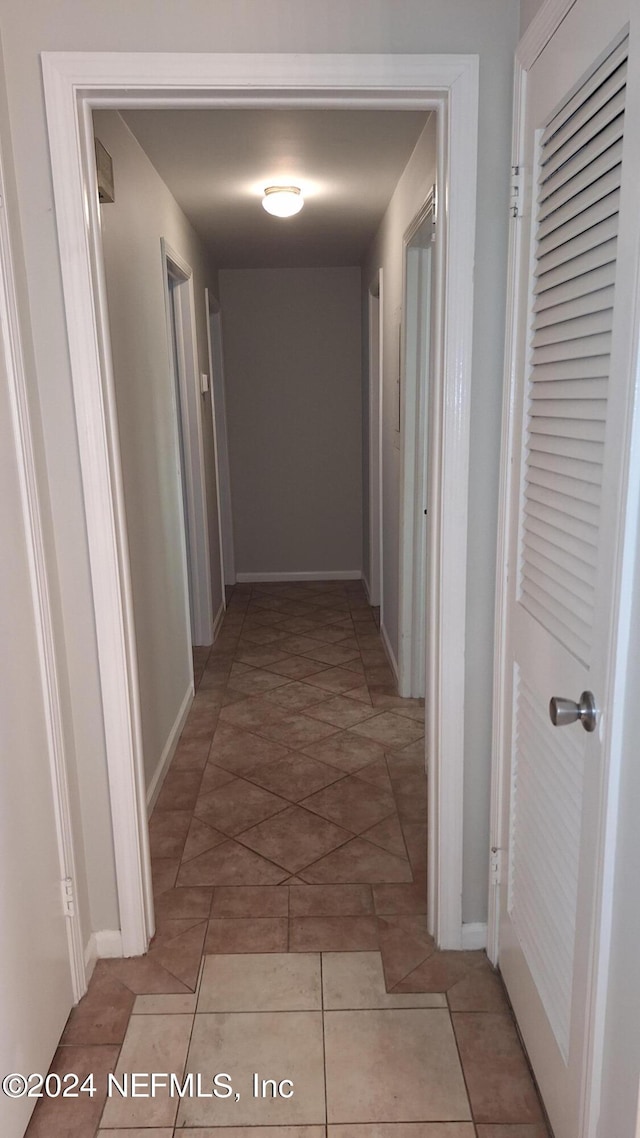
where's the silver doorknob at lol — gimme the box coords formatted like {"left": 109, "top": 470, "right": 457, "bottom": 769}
{"left": 549, "top": 691, "right": 597, "bottom": 732}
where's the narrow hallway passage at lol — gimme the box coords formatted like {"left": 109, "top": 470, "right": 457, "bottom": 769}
{"left": 27, "top": 582, "right": 549, "bottom": 1136}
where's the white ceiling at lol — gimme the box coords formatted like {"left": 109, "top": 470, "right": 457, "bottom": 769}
{"left": 119, "top": 108, "right": 431, "bottom": 268}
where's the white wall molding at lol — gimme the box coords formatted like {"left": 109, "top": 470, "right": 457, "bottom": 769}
{"left": 517, "top": 0, "right": 578, "bottom": 68}
{"left": 461, "top": 922, "right": 488, "bottom": 950}
{"left": 41, "top": 48, "right": 479, "bottom": 956}
{"left": 236, "top": 570, "right": 362, "bottom": 582}
{"left": 146, "top": 683, "right": 193, "bottom": 815}
{"left": 85, "top": 929, "right": 124, "bottom": 975}
{"left": 361, "top": 573, "right": 373, "bottom": 605}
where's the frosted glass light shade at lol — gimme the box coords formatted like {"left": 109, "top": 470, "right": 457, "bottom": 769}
{"left": 262, "top": 185, "right": 304, "bottom": 217}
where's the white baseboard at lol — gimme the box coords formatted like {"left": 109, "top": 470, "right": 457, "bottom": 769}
{"left": 461, "top": 922, "right": 488, "bottom": 950}
{"left": 212, "top": 598, "right": 225, "bottom": 641}
{"left": 235, "top": 570, "right": 362, "bottom": 583}
{"left": 146, "top": 684, "right": 193, "bottom": 815}
{"left": 84, "top": 928, "right": 124, "bottom": 979}
{"left": 362, "top": 573, "right": 372, "bottom": 604}
{"left": 380, "top": 620, "right": 399, "bottom": 686}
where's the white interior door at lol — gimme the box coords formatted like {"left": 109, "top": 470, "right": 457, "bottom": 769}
{"left": 498, "top": 9, "right": 637, "bottom": 1137}
{"left": 0, "top": 326, "right": 74, "bottom": 1137}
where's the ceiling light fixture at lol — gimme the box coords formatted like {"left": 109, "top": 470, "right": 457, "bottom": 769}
{"left": 261, "top": 185, "right": 304, "bottom": 217}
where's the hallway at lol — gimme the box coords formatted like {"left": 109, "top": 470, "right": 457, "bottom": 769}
{"left": 27, "top": 581, "right": 548, "bottom": 1136}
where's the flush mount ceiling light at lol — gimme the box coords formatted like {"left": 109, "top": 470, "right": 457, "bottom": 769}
{"left": 261, "top": 185, "right": 304, "bottom": 217}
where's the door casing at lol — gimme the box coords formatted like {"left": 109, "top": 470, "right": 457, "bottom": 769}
{"left": 42, "top": 50, "right": 479, "bottom": 953}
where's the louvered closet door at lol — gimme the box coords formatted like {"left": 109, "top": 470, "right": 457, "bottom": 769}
{"left": 498, "top": 17, "right": 633, "bottom": 1138}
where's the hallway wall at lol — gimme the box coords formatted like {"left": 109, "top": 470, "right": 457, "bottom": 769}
{"left": 94, "top": 110, "right": 223, "bottom": 793}
{"left": 219, "top": 266, "right": 362, "bottom": 577}
{"left": 0, "top": 0, "right": 519, "bottom": 936}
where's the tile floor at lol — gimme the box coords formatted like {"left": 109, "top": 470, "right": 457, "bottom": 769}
{"left": 26, "top": 581, "right": 550, "bottom": 1137}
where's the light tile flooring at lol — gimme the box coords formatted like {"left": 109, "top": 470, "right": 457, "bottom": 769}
{"left": 26, "top": 581, "right": 550, "bottom": 1137}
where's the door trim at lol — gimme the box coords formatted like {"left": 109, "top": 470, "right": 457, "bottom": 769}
{"left": 0, "top": 144, "right": 85, "bottom": 996}
{"left": 205, "top": 288, "right": 235, "bottom": 589}
{"left": 42, "top": 49, "right": 479, "bottom": 953}
{"left": 490, "top": 6, "right": 640, "bottom": 1133}
{"left": 398, "top": 189, "right": 435, "bottom": 700}
{"left": 366, "top": 270, "right": 383, "bottom": 609}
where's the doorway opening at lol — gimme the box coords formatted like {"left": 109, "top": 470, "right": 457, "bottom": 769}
{"left": 43, "top": 51, "right": 478, "bottom": 960}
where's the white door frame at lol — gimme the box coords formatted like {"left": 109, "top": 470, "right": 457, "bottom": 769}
{"left": 366, "top": 270, "right": 383, "bottom": 609}
{"left": 490, "top": 1, "right": 640, "bottom": 1132}
{"left": 0, "top": 141, "right": 86, "bottom": 995}
{"left": 398, "top": 189, "right": 436, "bottom": 700}
{"left": 205, "top": 287, "right": 236, "bottom": 590}
{"left": 162, "top": 240, "right": 215, "bottom": 647}
{"left": 42, "top": 50, "right": 478, "bottom": 953}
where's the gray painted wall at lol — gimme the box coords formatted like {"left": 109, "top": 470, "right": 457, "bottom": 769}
{"left": 94, "top": 110, "right": 223, "bottom": 792}
{"left": 0, "top": 0, "right": 518, "bottom": 933}
{"left": 220, "top": 267, "right": 362, "bottom": 576}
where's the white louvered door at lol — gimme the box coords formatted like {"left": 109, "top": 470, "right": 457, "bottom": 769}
{"left": 498, "top": 9, "right": 635, "bottom": 1137}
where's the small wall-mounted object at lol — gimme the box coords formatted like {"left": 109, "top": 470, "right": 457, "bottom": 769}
{"left": 95, "top": 138, "right": 114, "bottom": 203}
{"left": 200, "top": 372, "right": 209, "bottom": 394}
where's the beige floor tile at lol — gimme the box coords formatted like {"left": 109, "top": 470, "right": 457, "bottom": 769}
{"left": 301, "top": 643, "right": 361, "bottom": 666}
{"left": 304, "top": 667, "right": 365, "bottom": 694}
{"left": 475, "top": 1127, "right": 550, "bottom": 1137}
{"left": 236, "top": 647, "right": 291, "bottom": 668}
{"left": 177, "top": 1129, "right": 326, "bottom": 1137}
{"left": 97, "top": 1130, "right": 174, "bottom": 1137}
{"left": 204, "top": 916, "right": 289, "bottom": 953}
{"left": 133, "top": 992, "right": 197, "bottom": 1014}
{"left": 301, "top": 838, "right": 413, "bottom": 884}
{"left": 356, "top": 758, "right": 393, "bottom": 791}
{"left": 303, "top": 730, "right": 387, "bottom": 772}
{"left": 198, "top": 952, "right": 321, "bottom": 1011}
{"left": 259, "top": 712, "right": 341, "bottom": 749}
{"left": 265, "top": 655, "right": 332, "bottom": 679}
{"left": 208, "top": 721, "right": 291, "bottom": 773}
{"left": 362, "top": 814, "right": 407, "bottom": 857}
{"left": 211, "top": 884, "right": 289, "bottom": 917}
{"left": 301, "top": 775, "right": 396, "bottom": 834}
{"left": 451, "top": 1014, "right": 545, "bottom": 1125}
{"left": 181, "top": 815, "right": 227, "bottom": 862}
{"left": 243, "top": 752, "right": 346, "bottom": 802}
{"left": 322, "top": 953, "right": 446, "bottom": 1010}
{"left": 265, "top": 681, "right": 335, "bottom": 712}
{"left": 239, "top": 804, "right": 351, "bottom": 873}
{"left": 100, "top": 1013, "right": 193, "bottom": 1128}
{"left": 305, "top": 695, "right": 378, "bottom": 728}
{"left": 177, "top": 1011, "right": 325, "bottom": 1127}
{"left": 229, "top": 668, "right": 292, "bottom": 695}
{"left": 324, "top": 1009, "right": 471, "bottom": 1123}
{"left": 328, "top": 1126, "right": 474, "bottom": 1137}
{"left": 290, "top": 915, "right": 379, "bottom": 952}
{"left": 350, "top": 713, "right": 425, "bottom": 749}
{"left": 219, "top": 694, "right": 290, "bottom": 732}
{"left": 372, "top": 883, "right": 427, "bottom": 916}
{"left": 289, "top": 884, "right": 373, "bottom": 917}
{"left": 193, "top": 776, "right": 288, "bottom": 837}
{"left": 176, "top": 838, "right": 288, "bottom": 887}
